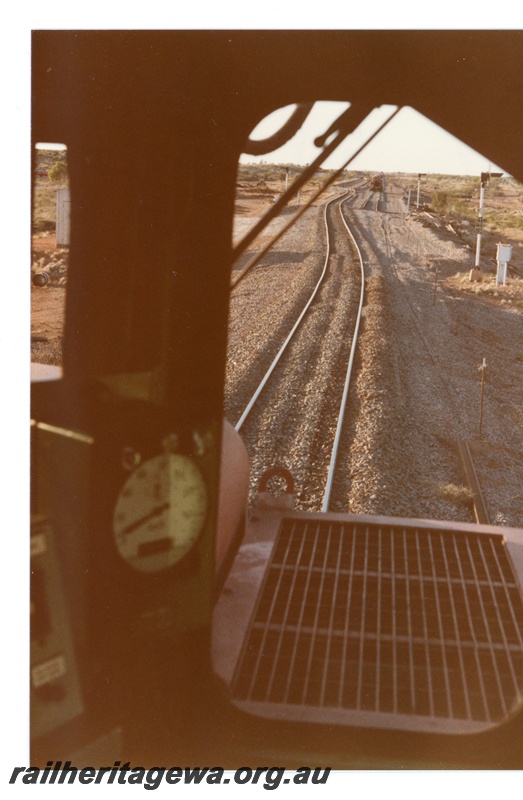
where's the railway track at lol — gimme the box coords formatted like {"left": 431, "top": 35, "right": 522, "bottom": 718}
{"left": 226, "top": 190, "right": 365, "bottom": 511}
{"left": 234, "top": 190, "right": 351, "bottom": 432}
{"left": 337, "top": 186, "right": 486, "bottom": 525}
{"left": 227, "top": 177, "right": 518, "bottom": 526}
{"left": 364, "top": 192, "right": 380, "bottom": 212}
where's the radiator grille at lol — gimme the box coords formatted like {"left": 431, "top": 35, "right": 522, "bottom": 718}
{"left": 232, "top": 519, "right": 523, "bottom": 730}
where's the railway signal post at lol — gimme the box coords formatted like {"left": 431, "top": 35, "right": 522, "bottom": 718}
{"left": 470, "top": 171, "right": 503, "bottom": 280}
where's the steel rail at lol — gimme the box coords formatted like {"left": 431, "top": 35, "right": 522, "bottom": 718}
{"left": 232, "top": 104, "right": 374, "bottom": 264}
{"left": 234, "top": 190, "right": 349, "bottom": 432}
{"left": 321, "top": 197, "right": 366, "bottom": 512}
{"left": 231, "top": 107, "right": 401, "bottom": 290}
{"left": 230, "top": 177, "right": 365, "bottom": 291}
{"left": 457, "top": 439, "right": 491, "bottom": 524}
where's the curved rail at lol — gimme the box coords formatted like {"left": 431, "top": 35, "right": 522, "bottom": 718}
{"left": 321, "top": 198, "right": 366, "bottom": 511}
{"left": 234, "top": 190, "right": 349, "bottom": 432}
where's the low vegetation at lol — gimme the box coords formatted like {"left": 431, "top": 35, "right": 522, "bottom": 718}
{"left": 33, "top": 149, "right": 68, "bottom": 232}
{"left": 48, "top": 160, "right": 68, "bottom": 184}
{"left": 397, "top": 172, "right": 523, "bottom": 278}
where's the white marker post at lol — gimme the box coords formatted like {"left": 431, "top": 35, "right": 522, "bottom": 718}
{"left": 474, "top": 179, "right": 486, "bottom": 268}
{"left": 479, "top": 357, "right": 487, "bottom": 436}
{"left": 496, "top": 243, "right": 512, "bottom": 286}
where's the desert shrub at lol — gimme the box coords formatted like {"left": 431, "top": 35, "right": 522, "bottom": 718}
{"left": 48, "top": 161, "right": 68, "bottom": 184}
{"left": 503, "top": 213, "right": 523, "bottom": 231}
{"left": 32, "top": 185, "right": 56, "bottom": 232}
{"left": 437, "top": 482, "right": 473, "bottom": 508}
{"left": 460, "top": 177, "right": 478, "bottom": 197}
{"left": 431, "top": 190, "right": 449, "bottom": 214}
{"left": 484, "top": 210, "right": 523, "bottom": 233}
{"left": 451, "top": 198, "right": 475, "bottom": 222}
{"left": 32, "top": 218, "right": 56, "bottom": 233}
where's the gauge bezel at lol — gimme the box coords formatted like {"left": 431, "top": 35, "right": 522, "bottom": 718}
{"left": 113, "top": 451, "right": 208, "bottom": 573}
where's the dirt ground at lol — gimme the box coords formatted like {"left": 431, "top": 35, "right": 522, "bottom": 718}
{"left": 29, "top": 178, "right": 295, "bottom": 365}
{"left": 31, "top": 169, "right": 523, "bottom": 363}
{"left": 31, "top": 233, "right": 66, "bottom": 365}
{"left": 30, "top": 171, "right": 522, "bottom": 527}
{"left": 225, "top": 174, "right": 523, "bottom": 528}
{"left": 30, "top": 286, "right": 65, "bottom": 365}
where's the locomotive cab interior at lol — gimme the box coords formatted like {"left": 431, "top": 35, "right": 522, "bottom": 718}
{"left": 30, "top": 31, "right": 523, "bottom": 769}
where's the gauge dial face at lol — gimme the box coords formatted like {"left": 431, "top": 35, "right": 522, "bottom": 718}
{"left": 113, "top": 453, "right": 207, "bottom": 572}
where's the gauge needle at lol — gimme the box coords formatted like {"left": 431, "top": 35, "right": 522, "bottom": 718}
{"left": 120, "top": 502, "right": 170, "bottom": 537}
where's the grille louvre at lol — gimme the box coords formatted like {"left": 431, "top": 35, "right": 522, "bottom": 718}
{"left": 232, "top": 519, "right": 523, "bottom": 732}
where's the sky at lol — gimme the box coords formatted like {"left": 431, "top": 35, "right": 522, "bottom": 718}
{"left": 37, "top": 105, "right": 506, "bottom": 179}
{"left": 38, "top": 105, "right": 506, "bottom": 177}
{"left": 241, "top": 102, "right": 505, "bottom": 176}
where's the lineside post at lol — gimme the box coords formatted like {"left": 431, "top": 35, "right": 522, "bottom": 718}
{"left": 479, "top": 356, "right": 487, "bottom": 436}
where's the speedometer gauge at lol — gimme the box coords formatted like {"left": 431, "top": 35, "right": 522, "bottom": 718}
{"left": 113, "top": 453, "right": 207, "bottom": 573}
